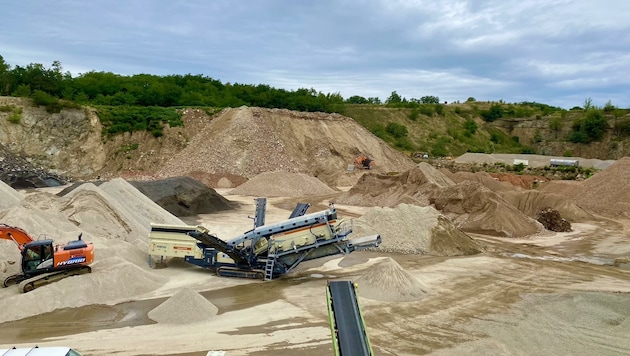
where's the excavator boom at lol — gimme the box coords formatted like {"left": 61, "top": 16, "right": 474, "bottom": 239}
{"left": 0, "top": 224, "right": 35, "bottom": 250}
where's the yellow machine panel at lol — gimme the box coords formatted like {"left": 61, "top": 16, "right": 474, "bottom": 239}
{"left": 148, "top": 223, "right": 204, "bottom": 259}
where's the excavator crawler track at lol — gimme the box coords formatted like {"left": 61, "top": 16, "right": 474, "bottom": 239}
{"left": 17, "top": 266, "right": 92, "bottom": 293}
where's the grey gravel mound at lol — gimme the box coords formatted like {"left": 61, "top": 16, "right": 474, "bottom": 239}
{"left": 130, "top": 176, "right": 237, "bottom": 216}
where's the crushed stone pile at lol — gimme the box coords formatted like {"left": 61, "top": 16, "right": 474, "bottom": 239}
{"left": 571, "top": 157, "right": 630, "bottom": 218}
{"left": 130, "top": 176, "right": 236, "bottom": 217}
{"left": 228, "top": 171, "right": 336, "bottom": 197}
{"left": 352, "top": 204, "right": 483, "bottom": 256}
{"left": 148, "top": 288, "right": 219, "bottom": 324}
{"left": 355, "top": 257, "right": 428, "bottom": 302}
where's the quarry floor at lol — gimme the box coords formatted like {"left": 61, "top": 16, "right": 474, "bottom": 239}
{"left": 1, "top": 193, "right": 629, "bottom": 356}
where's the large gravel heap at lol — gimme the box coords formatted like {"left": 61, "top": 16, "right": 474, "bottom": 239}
{"left": 155, "top": 106, "right": 416, "bottom": 187}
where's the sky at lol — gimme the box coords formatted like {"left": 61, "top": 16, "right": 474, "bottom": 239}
{"left": 1, "top": 0, "right": 629, "bottom": 109}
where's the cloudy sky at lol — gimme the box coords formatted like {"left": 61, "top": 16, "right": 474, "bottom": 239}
{"left": 1, "top": 0, "right": 629, "bottom": 108}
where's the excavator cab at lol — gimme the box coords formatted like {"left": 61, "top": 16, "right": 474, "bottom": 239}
{"left": 21, "top": 240, "right": 54, "bottom": 275}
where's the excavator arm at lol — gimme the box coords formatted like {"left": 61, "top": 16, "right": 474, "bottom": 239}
{"left": 0, "top": 224, "right": 35, "bottom": 251}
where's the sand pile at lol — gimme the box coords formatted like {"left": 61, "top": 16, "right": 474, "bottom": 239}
{"left": 431, "top": 181, "right": 543, "bottom": 237}
{"left": 0, "top": 179, "right": 22, "bottom": 209}
{"left": 571, "top": 157, "right": 630, "bottom": 218}
{"left": 355, "top": 257, "right": 428, "bottom": 302}
{"left": 63, "top": 179, "right": 185, "bottom": 247}
{"left": 338, "top": 163, "right": 455, "bottom": 207}
{"left": 148, "top": 288, "right": 219, "bottom": 324}
{"left": 352, "top": 204, "right": 483, "bottom": 255}
{"left": 228, "top": 171, "right": 336, "bottom": 197}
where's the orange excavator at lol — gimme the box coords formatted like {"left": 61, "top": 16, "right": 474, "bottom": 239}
{"left": 0, "top": 223, "right": 94, "bottom": 293}
{"left": 354, "top": 155, "right": 375, "bottom": 170}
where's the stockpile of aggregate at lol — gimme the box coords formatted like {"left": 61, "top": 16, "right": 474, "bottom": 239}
{"left": 431, "top": 181, "right": 542, "bottom": 237}
{"left": 352, "top": 204, "right": 483, "bottom": 256}
{"left": 228, "top": 171, "right": 336, "bottom": 197}
{"left": 148, "top": 288, "right": 219, "bottom": 324}
{"left": 355, "top": 257, "right": 428, "bottom": 302}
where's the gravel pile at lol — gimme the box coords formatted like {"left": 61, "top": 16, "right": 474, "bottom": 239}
{"left": 352, "top": 204, "right": 483, "bottom": 256}
{"left": 572, "top": 157, "right": 630, "bottom": 218}
{"left": 355, "top": 257, "right": 428, "bottom": 302}
{"left": 228, "top": 171, "right": 336, "bottom": 197}
{"left": 148, "top": 288, "right": 219, "bottom": 324}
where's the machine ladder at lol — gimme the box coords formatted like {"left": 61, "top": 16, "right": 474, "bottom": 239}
{"left": 264, "top": 254, "right": 276, "bottom": 281}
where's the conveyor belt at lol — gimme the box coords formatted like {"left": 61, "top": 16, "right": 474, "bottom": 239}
{"left": 328, "top": 281, "right": 372, "bottom": 356}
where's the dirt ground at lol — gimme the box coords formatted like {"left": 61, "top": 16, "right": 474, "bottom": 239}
{"left": 1, "top": 190, "right": 629, "bottom": 356}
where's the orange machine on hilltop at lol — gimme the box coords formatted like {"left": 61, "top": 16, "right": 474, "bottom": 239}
{"left": 354, "top": 155, "right": 375, "bottom": 169}
{"left": 0, "top": 223, "right": 94, "bottom": 293}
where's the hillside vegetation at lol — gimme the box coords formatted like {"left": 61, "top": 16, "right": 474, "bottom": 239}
{"left": 1, "top": 55, "right": 629, "bottom": 160}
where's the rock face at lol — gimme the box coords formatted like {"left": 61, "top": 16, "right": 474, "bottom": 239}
{"left": 0, "top": 97, "right": 106, "bottom": 181}
{"left": 537, "top": 208, "right": 572, "bottom": 232}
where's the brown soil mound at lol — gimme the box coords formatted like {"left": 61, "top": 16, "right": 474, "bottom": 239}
{"left": 537, "top": 208, "right": 572, "bottom": 232}
{"left": 228, "top": 171, "right": 336, "bottom": 197}
{"left": 352, "top": 204, "right": 483, "bottom": 256}
{"left": 431, "top": 181, "right": 542, "bottom": 237}
{"left": 355, "top": 257, "right": 428, "bottom": 302}
{"left": 337, "top": 163, "right": 455, "bottom": 207}
{"left": 498, "top": 189, "right": 593, "bottom": 222}
{"left": 155, "top": 107, "right": 416, "bottom": 187}
{"left": 148, "top": 288, "right": 218, "bottom": 324}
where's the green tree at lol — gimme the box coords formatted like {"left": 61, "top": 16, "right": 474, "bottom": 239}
{"left": 464, "top": 118, "right": 477, "bottom": 136}
{"left": 386, "top": 122, "right": 408, "bottom": 138}
{"left": 419, "top": 95, "right": 439, "bottom": 104}
{"left": 386, "top": 91, "right": 402, "bottom": 105}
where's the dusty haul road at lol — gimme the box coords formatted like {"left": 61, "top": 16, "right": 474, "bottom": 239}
{"left": 0, "top": 193, "right": 629, "bottom": 356}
